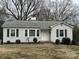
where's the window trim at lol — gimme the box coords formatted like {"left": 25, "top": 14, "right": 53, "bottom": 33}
{"left": 29, "top": 30, "right": 35, "bottom": 36}
{"left": 60, "top": 30, "right": 64, "bottom": 37}
{"left": 11, "top": 29, "right": 15, "bottom": 37}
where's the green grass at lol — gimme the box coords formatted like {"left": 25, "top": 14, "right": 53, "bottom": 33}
{"left": 0, "top": 43, "right": 78, "bottom": 59}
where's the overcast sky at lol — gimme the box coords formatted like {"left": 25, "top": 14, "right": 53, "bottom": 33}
{"left": 47, "top": 0, "right": 79, "bottom": 5}
{"left": 73, "top": 0, "right": 79, "bottom": 5}
{"left": 0, "top": 0, "right": 79, "bottom": 8}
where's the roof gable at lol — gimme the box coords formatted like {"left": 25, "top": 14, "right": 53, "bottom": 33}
{"left": 51, "top": 22, "right": 73, "bottom": 29}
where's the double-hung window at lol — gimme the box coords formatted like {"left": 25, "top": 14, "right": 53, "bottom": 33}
{"left": 25, "top": 29, "right": 39, "bottom": 37}
{"left": 60, "top": 30, "right": 64, "bottom": 37}
{"left": 29, "top": 30, "right": 35, "bottom": 36}
{"left": 56, "top": 29, "right": 67, "bottom": 37}
{"left": 11, "top": 29, "right": 15, "bottom": 36}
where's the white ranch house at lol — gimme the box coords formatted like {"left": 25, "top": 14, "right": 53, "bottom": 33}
{"left": 2, "top": 20, "right": 73, "bottom": 43}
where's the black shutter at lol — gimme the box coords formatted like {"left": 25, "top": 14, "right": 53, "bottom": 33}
{"left": 65, "top": 29, "right": 67, "bottom": 37}
{"left": 56, "top": 29, "right": 58, "bottom": 37}
{"left": 16, "top": 29, "right": 19, "bottom": 37}
{"left": 25, "top": 30, "right": 27, "bottom": 36}
{"left": 7, "top": 29, "right": 9, "bottom": 37}
{"left": 37, "top": 30, "right": 39, "bottom": 36}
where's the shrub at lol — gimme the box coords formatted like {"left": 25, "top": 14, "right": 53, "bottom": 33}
{"left": 72, "top": 40, "right": 76, "bottom": 45}
{"left": 7, "top": 41, "right": 10, "bottom": 44}
{"left": 62, "top": 38, "right": 71, "bottom": 45}
{"left": 1, "top": 40, "right": 3, "bottom": 44}
{"left": 16, "top": 40, "right": 21, "bottom": 44}
{"left": 0, "top": 39, "right": 3, "bottom": 44}
{"left": 72, "top": 39, "right": 79, "bottom": 45}
{"left": 55, "top": 39, "right": 60, "bottom": 44}
{"left": 33, "top": 38, "right": 38, "bottom": 43}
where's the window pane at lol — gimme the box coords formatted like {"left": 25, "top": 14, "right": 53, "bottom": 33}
{"left": 60, "top": 30, "right": 64, "bottom": 36}
{"left": 56, "top": 29, "right": 58, "bottom": 37}
{"left": 11, "top": 30, "right": 15, "bottom": 36}
{"left": 65, "top": 29, "right": 67, "bottom": 37}
{"left": 25, "top": 30, "right": 27, "bottom": 36}
{"left": 29, "top": 30, "right": 35, "bottom": 36}
{"left": 16, "top": 29, "right": 19, "bottom": 37}
{"left": 7, "top": 29, "right": 9, "bottom": 37}
{"left": 37, "top": 30, "right": 39, "bottom": 36}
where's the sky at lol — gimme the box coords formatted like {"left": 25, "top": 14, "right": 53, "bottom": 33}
{"left": 46, "top": 0, "right": 79, "bottom": 5}
{"left": 0, "top": 0, "right": 79, "bottom": 9}
{"left": 73, "top": 0, "right": 79, "bottom": 5}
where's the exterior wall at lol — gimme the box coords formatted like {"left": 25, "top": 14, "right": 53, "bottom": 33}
{"left": 3, "top": 28, "right": 50, "bottom": 43}
{"left": 51, "top": 24, "right": 73, "bottom": 42}
{"left": 3, "top": 24, "right": 73, "bottom": 43}
{"left": 3, "top": 28, "right": 41, "bottom": 43}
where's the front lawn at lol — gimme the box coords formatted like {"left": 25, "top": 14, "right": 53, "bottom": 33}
{"left": 0, "top": 43, "right": 79, "bottom": 59}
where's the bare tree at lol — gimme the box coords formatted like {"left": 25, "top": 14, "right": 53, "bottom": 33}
{"left": 4, "top": 0, "right": 41, "bottom": 20}
{"left": 35, "top": 6, "right": 51, "bottom": 21}
{"left": 0, "top": 6, "right": 9, "bottom": 21}
{"left": 50, "top": 0, "right": 79, "bottom": 23}
{"left": 34, "top": 0, "right": 79, "bottom": 22}
{"left": 34, "top": 0, "right": 51, "bottom": 21}
{"left": 1, "top": 0, "right": 79, "bottom": 22}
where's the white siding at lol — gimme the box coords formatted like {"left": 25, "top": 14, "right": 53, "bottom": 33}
{"left": 51, "top": 24, "right": 73, "bottom": 42}
{"left": 3, "top": 28, "right": 41, "bottom": 43}
{"left": 3, "top": 24, "right": 73, "bottom": 43}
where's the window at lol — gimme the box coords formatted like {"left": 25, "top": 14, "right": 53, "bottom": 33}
{"left": 56, "top": 29, "right": 59, "bottom": 37}
{"left": 7, "top": 29, "right": 9, "bottom": 37}
{"left": 25, "top": 30, "right": 27, "bottom": 36}
{"left": 29, "top": 30, "right": 35, "bottom": 36}
{"left": 65, "top": 29, "right": 67, "bottom": 37}
{"left": 16, "top": 29, "right": 19, "bottom": 37}
{"left": 60, "top": 30, "right": 64, "bottom": 36}
{"left": 37, "top": 30, "right": 39, "bottom": 36}
{"left": 11, "top": 30, "right": 15, "bottom": 36}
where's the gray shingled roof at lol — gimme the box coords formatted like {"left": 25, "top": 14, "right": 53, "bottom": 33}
{"left": 2, "top": 20, "right": 72, "bottom": 29}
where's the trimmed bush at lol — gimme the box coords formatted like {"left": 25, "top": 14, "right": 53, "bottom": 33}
{"left": 33, "top": 38, "right": 38, "bottom": 43}
{"left": 55, "top": 39, "right": 60, "bottom": 44}
{"left": 72, "top": 40, "right": 76, "bottom": 45}
{"left": 7, "top": 41, "right": 10, "bottom": 44}
{"left": 16, "top": 40, "right": 21, "bottom": 44}
{"left": 62, "top": 38, "right": 71, "bottom": 45}
{"left": 1, "top": 40, "right": 3, "bottom": 44}
{"left": 0, "top": 39, "right": 3, "bottom": 45}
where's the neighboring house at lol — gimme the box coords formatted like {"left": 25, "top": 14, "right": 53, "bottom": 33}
{"left": 2, "top": 20, "right": 73, "bottom": 43}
